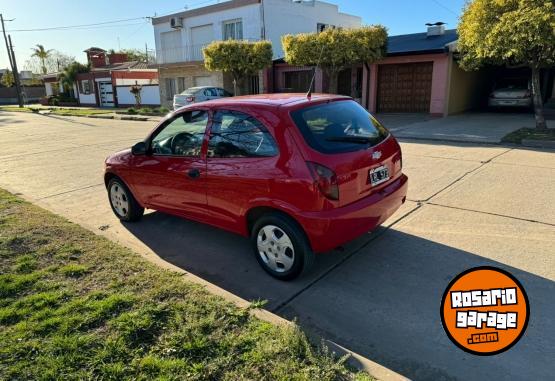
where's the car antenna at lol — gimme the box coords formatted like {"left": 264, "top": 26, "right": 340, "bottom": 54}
{"left": 307, "top": 41, "right": 326, "bottom": 100}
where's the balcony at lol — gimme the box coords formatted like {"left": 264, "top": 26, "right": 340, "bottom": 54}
{"left": 156, "top": 43, "right": 207, "bottom": 65}
{"left": 155, "top": 39, "right": 261, "bottom": 65}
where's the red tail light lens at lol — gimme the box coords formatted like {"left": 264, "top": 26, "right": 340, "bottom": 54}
{"left": 186, "top": 96, "right": 195, "bottom": 102}
{"left": 306, "top": 162, "right": 339, "bottom": 200}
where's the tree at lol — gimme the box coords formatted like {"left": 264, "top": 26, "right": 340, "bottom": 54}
{"left": 203, "top": 40, "right": 273, "bottom": 95}
{"left": 117, "top": 48, "right": 154, "bottom": 63}
{"left": 1, "top": 70, "right": 15, "bottom": 87}
{"left": 24, "top": 50, "right": 75, "bottom": 74}
{"left": 282, "top": 26, "right": 388, "bottom": 94}
{"left": 458, "top": 0, "right": 555, "bottom": 130}
{"left": 58, "top": 62, "right": 90, "bottom": 95}
{"left": 30, "top": 44, "right": 53, "bottom": 75}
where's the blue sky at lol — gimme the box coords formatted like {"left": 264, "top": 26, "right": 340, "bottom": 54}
{"left": 0, "top": 0, "right": 465, "bottom": 71}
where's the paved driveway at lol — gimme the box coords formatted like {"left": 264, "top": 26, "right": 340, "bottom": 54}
{"left": 1, "top": 111, "right": 554, "bottom": 380}
{"left": 378, "top": 112, "right": 555, "bottom": 143}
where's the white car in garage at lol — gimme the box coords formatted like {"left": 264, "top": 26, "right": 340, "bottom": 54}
{"left": 173, "top": 86, "right": 233, "bottom": 110}
{"left": 488, "top": 78, "right": 532, "bottom": 108}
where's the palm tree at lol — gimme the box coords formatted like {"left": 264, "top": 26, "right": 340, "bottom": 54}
{"left": 31, "top": 44, "right": 53, "bottom": 74}
{"left": 58, "top": 62, "right": 89, "bottom": 96}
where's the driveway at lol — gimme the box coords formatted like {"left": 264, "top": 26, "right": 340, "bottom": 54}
{"left": 1, "top": 111, "right": 554, "bottom": 380}
{"left": 378, "top": 112, "right": 555, "bottom": 143}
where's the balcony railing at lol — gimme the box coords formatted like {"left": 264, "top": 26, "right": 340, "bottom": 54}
{"left": 156, "top": 44, "right": 207, "bottom": 64}
{"left": 155, "top": 39, "right": 262, "bottom": 65}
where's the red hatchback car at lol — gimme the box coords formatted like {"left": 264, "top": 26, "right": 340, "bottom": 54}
{"left": 105, "top": 94, "right": 408, "bottom": 280}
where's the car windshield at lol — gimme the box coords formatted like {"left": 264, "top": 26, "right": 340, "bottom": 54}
{"left": 290, "top": 100, "right": 389, "bottom": 154}
{"left": 495, "top": 78, "right": 528, "bottom": 90}
{"left": 180, "top": 87, "right": 203, "bottom": 95}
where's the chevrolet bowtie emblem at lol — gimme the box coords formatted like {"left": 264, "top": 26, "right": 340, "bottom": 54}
{"left": 372, "top": 151, "right": 382, "bottom": 160}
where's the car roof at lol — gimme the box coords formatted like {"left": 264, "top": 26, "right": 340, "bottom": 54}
{"left": 198, "top": 93, "right": 351, "bottom": 109}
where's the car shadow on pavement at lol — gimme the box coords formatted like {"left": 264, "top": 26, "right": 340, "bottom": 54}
{"left": 122, "top": 210, "right": 369, "bottom": 310}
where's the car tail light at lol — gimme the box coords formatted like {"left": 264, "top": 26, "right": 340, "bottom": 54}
{"left": 186, "top": 96, "right": 195, "bottom": 102}
{"left": 306, "top": 162, "right": 339, "bottom": 200}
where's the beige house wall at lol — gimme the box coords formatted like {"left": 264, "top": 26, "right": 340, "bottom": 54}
{"left": 446, "top": 58, "right": 490, "bottom": 115}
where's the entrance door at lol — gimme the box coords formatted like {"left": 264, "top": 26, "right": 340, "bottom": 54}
{"left": 131, "top": 109, "right": 209, "bottom": 220}
{"left": 99, "top": 81, "right": 115, "bottom": 107}
{"left": 377, "top": 62, "right": 433, "bottom": 113}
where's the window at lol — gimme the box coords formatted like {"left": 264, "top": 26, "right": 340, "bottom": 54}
{"left": 204, "top": 88, "right": 217, "bottom": 97}
{"left": 151, "top": 110, "right": 208, "bottom": 157}
{"left": 290, "top": 100, "right": 389, "bottom": 154}
{"left": 79, "top": 80, "right": 92, "bottom": 94}
{"left": 208, "top": 110, "right": 278, "bottom": 158}
{"left": 317, "top": 23, "right": 336, "bottom": 33}
{"left": 223, "top": 19, "right": 243, "bottom": 40}
{"left": 165, "top": 78, "right": 177, "bottom": 100}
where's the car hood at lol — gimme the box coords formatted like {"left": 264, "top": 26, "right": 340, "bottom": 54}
{"left": 492, "top": 88, "right": 528, "bottom": 98}
{"left": 105, "top": 148, "right": 132, "bottom": 166}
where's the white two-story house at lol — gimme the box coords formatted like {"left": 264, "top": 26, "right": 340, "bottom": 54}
{"left": 151, "top": 0, "right": 361, "bottom": 107}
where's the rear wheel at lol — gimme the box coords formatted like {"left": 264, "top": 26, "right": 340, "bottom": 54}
{"left": 251, "top": 213, "right": 314, "bottom": 280}
{"left": 107, "top": 178, "right": 144, "bottom": 222}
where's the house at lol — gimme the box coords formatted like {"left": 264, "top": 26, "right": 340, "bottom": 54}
{"left": 151, "top": 0, "right": 361, "bottom": 107}
{"left": 73, "top": 48, "right": 160, "bottom": 107}
{"left": 361, "top": 23, "right": 555, "bottom": 116}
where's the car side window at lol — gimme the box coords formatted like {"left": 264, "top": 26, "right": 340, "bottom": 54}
{"left": 151, "top": 110, "right": 208, "bottom": 157}
{"left": 208, "top": 110, "right": 278, "bottom": 158}
{"left": 204, "top": 88, "right": 216, "bottom": 97}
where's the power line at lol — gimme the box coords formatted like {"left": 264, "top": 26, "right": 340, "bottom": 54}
{"left": 429, "top": 0, "right": 460, "bottom": 17}
{"left": 6, "top": 17, "right": 148, "bottom": 32}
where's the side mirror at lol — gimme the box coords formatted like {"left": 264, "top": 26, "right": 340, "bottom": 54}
{"left": 131, "top": 141, "right": 147, "bottom": 155}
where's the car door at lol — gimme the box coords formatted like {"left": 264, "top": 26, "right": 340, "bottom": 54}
{"left": 205, "top": 109, "right": 280, "bottom": 232}
{"left": 131, "top": 109, "right": 210, "bottom": 221}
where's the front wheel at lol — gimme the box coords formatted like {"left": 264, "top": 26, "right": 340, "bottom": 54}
{"left": 251, "top": 213, "right": 314, "bottom": 280}
{"left": 107, "top": 178, "right": 144, "bottom": 222}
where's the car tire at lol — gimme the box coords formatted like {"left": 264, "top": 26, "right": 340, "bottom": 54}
{"left": 107, "top": 177, "right": 144, "bottom": 222}
{"left": 251, "top": 213, "right": 314, "bottom": 280}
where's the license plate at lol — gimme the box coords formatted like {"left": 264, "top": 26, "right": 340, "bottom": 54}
{"left": 369, "top": 165, "right": 390, "bottom": 186}
{"left": 500, "top": 100, "right": 517, "bottom": 105}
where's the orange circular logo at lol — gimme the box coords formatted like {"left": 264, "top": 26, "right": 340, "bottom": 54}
{"left": 440, "top": 266, "right": 529, "bottom": 355}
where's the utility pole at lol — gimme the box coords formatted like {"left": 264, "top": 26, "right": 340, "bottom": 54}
{"left": 1, "top": 14, "right": 23, "bottom": 107}
{"left": 8, "top": 35, "right": 23, "bottom": 107}
{"left": 1, "top": 14, "right": 14, "bottom": 68}
{"left": 145, "top": 43, "right": 148, "bottom": 64}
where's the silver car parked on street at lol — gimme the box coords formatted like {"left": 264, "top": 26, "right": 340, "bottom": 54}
{"left": 173, "top": 86, "right": 233, "bottom": 110}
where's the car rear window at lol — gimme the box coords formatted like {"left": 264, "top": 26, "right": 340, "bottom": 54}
{"left": 290, "top": 100, "right": 389, "bottom": 154}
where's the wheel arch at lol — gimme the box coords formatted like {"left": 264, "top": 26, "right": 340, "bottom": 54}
{"left": 244, "top": 205, "right": 312, "bottom": 251}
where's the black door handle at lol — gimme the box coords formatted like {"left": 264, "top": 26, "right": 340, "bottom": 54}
{"left": 187, "top": 168, "right": 201, "bottom": 179}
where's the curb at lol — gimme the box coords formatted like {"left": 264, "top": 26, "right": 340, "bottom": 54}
{"left": 521, "top": 139, "right": 555, "bottom": 149}
{"left": 87, "top": 114, "right": 115, "bottom": 119}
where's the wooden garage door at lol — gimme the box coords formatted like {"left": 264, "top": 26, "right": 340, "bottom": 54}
{"left": 377, "top": 62, "right": 433, "bottom": 113}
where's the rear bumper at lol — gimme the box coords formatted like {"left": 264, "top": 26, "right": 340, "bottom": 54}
{"left": 297, "top": 174, "right": 408, "bottom": 253}
{"left": 488, "top": 98, "right": 532, "bottom": 107}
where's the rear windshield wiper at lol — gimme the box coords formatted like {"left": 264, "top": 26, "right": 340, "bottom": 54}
{"left": 325, "top": 136, "right": 377, "bottom": 144}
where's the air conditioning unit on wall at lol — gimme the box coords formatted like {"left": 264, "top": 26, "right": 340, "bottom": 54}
{"left": 170, "top": 17, "right": 183, "bottom": 29}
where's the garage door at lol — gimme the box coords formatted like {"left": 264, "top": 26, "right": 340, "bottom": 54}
{"left": 377, "top": 62, "right": 433, "bottom": 113}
